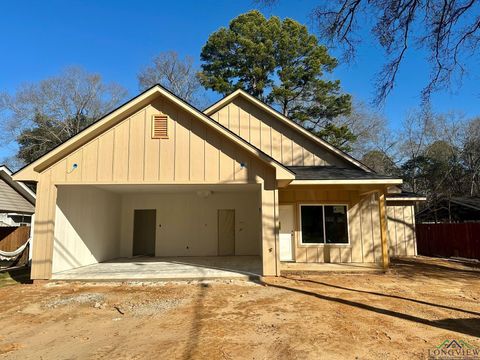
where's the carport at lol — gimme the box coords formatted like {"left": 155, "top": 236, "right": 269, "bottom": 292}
{"left": 51, "top": 184, "right": 262, "bottom": 280}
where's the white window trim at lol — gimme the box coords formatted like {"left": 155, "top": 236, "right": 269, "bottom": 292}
{"left": 298, "top": 203, "right": 351, "bottom": 246}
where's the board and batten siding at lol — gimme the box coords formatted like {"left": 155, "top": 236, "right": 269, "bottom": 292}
{"left": 31, "top": 95, "right": 279, "bottom": 279}
{"left": 279, "top": 187, "right": 384, "bottom": 264}
{"left": 387, "top": 202, "right": 417, "bottom": 257}
{"left": 209, "top": 96, "right": 354, "bottom": 168}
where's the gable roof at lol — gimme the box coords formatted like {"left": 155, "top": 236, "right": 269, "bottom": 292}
{"left": 204, "top": 89, "right": 373, "bottom": 172}
{"left": 0, "top": 165, "right": 35, "bottom": 213}
{"left": 13, "top": 85, "right": 295, "bottom": 182}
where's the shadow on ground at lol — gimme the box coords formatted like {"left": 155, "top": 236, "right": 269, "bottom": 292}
{"left": 0, "top": 267, "right": 32, "bottom": 287}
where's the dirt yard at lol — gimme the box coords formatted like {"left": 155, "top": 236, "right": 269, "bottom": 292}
{"left": 0, "top": 257, "right": 479, "bottom": 359}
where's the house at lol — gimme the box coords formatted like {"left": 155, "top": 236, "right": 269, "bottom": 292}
{"left": 416, "top": 196, "right": 480, "bottom": 223}
{"left": 13, "top": 86, "right": 421, "bottom": 281}
{"left": 0, "top": 165, "right": 35, "bottom": 227}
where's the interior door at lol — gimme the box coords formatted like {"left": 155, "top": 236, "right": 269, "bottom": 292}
{"left": 133, "top": 209, "right": 156, "bottom": 256}
{"left": 218, "top": 209, "right": 235, "bottom": 256}
{"left": 279, "top": 205, "right": 295, "bottom": 261}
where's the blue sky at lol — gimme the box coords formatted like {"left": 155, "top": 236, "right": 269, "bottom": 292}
{"left": 1, "top": 0, "right": 478, "bottom": 162}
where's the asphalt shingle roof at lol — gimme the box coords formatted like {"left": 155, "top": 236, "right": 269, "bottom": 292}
{"left": 287, "top": 166, "right": 397, "bottom": 180}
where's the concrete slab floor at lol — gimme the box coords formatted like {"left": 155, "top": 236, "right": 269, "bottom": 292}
{"left": 51, "top": 256, "right": 262, "bottom": 281}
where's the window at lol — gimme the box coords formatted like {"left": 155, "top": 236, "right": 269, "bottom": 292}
{"left": 300, "top": 205, "right": 349, "bottom": 245}
{"left": 152, "top": 114, "right": 168, "bottom": 139}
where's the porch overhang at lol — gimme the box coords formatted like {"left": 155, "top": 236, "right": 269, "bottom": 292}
{"left": 289, "top": 179, "right": 403, "bottom": 185}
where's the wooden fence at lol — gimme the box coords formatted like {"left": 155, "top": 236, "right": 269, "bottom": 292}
{"left": 416, "top": 223, "right": 480, "bottom": 261}
{"left": 0, "top": 226, "right": 31, "bottom": 266}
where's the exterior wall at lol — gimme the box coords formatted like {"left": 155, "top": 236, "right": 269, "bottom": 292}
{"left": 387, "top": 202, "right": 417, "bottom": 257}
{"left": 209, "top": 96, "right": 354, "bottom": 168}
{"left": 30, "top": 94, "right": 278, "bottom": 279}
{"left": 279, "top": 186, "right": 384, "bottom": 264}
{"left": 52, "top": 186, "right": 121, "bottom": 273}
{"left": 119, "top": 189, "right": 261, "bottom": 257}
{"left": 47, "top": 96, "right": 272, "bottom": 185}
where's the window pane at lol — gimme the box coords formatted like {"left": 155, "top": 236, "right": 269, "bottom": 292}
{"left": 300, "top": 206, "right": 324, "bottom": 243}
{"left": 324, "top": 206, "right": 348, "bottom": 244}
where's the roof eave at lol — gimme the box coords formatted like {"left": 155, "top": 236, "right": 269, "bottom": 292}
{"left": 290, "top": 179, "right": 403, "bottom": 185}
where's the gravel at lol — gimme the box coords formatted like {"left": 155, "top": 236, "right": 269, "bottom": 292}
{"left": 44, "top": 293, "right": 106, "bottom": 308}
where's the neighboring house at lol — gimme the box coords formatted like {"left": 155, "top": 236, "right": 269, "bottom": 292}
{"left": 14, "top": 86, "right": 421, "bottom": 280}
{"left": 0, "top": 165, "right": 36, "bottom": 227}
{"left": 416, "top": 196, "right": 480, "bottom": 223}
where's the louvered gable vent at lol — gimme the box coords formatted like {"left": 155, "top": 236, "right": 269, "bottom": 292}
{"left": 152, "top": 114, "right": 168, "bottom": 139}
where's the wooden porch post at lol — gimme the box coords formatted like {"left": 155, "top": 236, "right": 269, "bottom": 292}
{"left": 378, "top": 192, "right": 389, "bottom": 270}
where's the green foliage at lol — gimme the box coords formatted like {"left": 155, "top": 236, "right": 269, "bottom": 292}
{"left": 199, "top": 10, "right": 352, "bottom": 150}
{"left": 400, "top": 140, "right": 465, "bottom": 197}
{"left": 314, "top": 123, "right": 357, "bottom": 153}
{"left": 17, "top": 113, "right": 93, "bottom": 164}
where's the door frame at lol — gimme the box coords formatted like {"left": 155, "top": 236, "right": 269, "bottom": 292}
{"left": 279, "top": 204, "right": 295, "bottom": 261}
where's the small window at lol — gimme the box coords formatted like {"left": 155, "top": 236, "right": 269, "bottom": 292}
{"left": 152, "top": 114, "right": 168, "bottom": 139}
{"left": 300, "top": 205, "right": 349, "bottom": 245}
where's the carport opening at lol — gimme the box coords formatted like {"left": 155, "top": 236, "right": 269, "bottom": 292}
{"left": 51, "top": 184, "right": 262, "bottom": 279}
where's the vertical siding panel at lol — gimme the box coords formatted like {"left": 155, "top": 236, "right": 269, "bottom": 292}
{"left": 271, "top": 128, "right": 282, "bottom": 161}
{"left": 218, "top": 106, "right": 229, "bottom": 128}
{"left": 387, "top": 205, "right": 397, "bottom": 256}
{"left": 404, "top": 205, "right": 415, "bottom": 255}
{"left": 219, "top": 139, "right": 235, "bottom": 182}
{"left": 174, "top": 111, "right": 190, "bottom": 181}
{"left": 329, "top": 247, "right": 341, "bottom": 263}
{"left": 128, "top": 110, "right": 145, "bottom": 181}
{"left": 234, "top": 149, "right": 249, "bottom": 182}
{"left": 303, "top": 149, "right": 315, "bottom": 166}
{"left": 281, "top": 135, "right": 293, "bottom": 166}
{"left": 97, "top": 130, "right": 114, "bottom": 182}
{"left": 113, "top": 120, "right": 130, "bottom": 182}
{"left": 260, "top": 122, "right": 272, "bottom": 156}
{"left": 371, "top": 196, "right": 382, "bottom": 263}
{"left": 317, "top": 246, "right": 324, "bottom": 263}
{"left": 190, "top": 119, "right": 206, "bottom": 181}
{"left": 249, "top": 112, "right": 261, "bottom": 150}
{"left": 229, "top": 103, "right": 240, "bottom": 135}
{"left": 144, "top": 107, "right": 161, "bottom": 181}
{"left": 205, "top": 129, "right": 220, "bottom": 182}
{"left": 31, "top": 170, "right": 57, "bottom": 279}
{"left": 348, "top": 191, "right": 363, "bottom": 262}
{"left": 306, "top": 247, "right": 317, "bottom": 263}
{"left": 50, "top": 160, "right": 67, "bottom": 183}
{"left": 31, "top": 174, "right": 50, "bottom": 278}
{"left": 66, "top": 150, "right": 83, "bottom": 183}
{"left": 292, "top": 142, "right": 304, "bottom": 166}
{"left": 361, "top": 196, "right": 374, "bottom": 262}
{"left": 296, "top": 246, "right": 307, "bottom": 262}
{"left": 82, "top": 139, "right": 99, "bottom": 182}
{"left": 341, "top": 247, "right": 352, "bottom": 263}
{"left": 395, "top": 206, "right": 406, "bottom": 255}
{"left": 159, "top": 107, "right": 175, "bottom": 182}
{"left": 239, "top": 104, "right": 250, "bottom": 142}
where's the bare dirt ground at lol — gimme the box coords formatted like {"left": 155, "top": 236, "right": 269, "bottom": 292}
{"left": 0, "top": 257, "right": 479, "bottom": 359}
